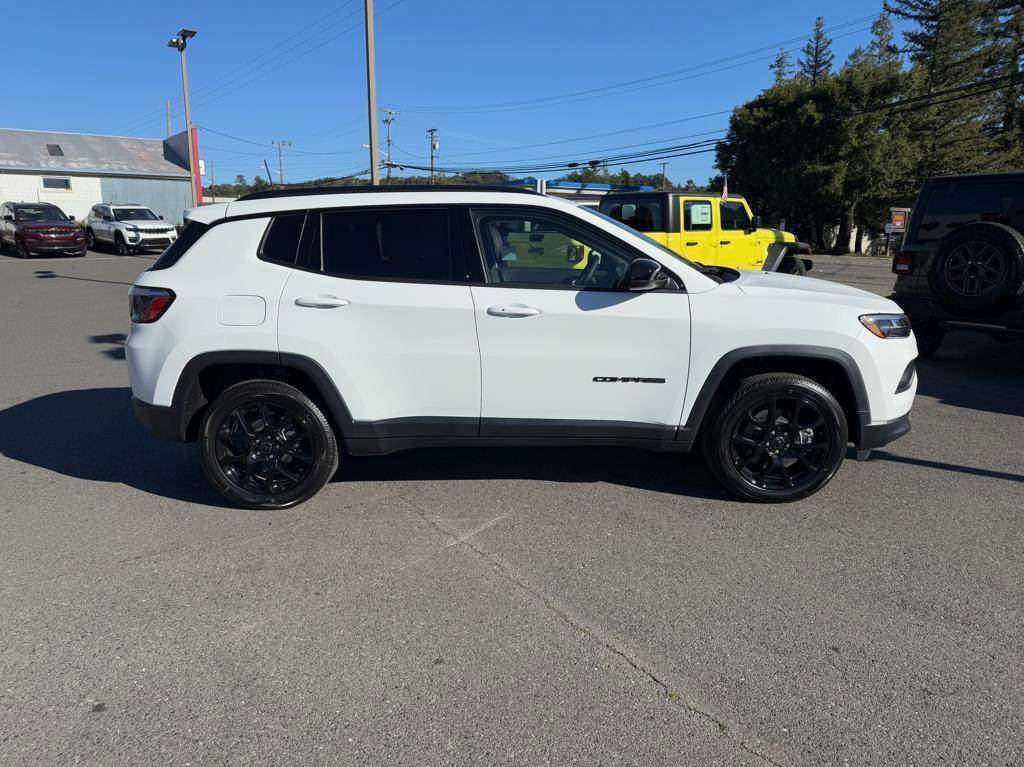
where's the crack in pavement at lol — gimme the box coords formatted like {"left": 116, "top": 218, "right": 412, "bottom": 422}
{"left": 398, "top": 494, "right": 787, "bottom": 767}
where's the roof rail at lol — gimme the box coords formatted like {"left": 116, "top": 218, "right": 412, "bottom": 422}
{"left": 236, "top": 184, "right": 540, "bottom": 202}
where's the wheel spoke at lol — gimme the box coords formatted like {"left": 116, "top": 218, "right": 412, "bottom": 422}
{"left": 732, "top": 434, "right": 761, "bottom": 447}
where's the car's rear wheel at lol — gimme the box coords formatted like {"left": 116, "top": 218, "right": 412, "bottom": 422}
{"left": 913, "top": 322, "right": 944, "bottom": 358}
{"left": 199, "top": 380, "right": 339, "bottom": 510}
{"left": 702, "top": 374, "right": 848, "bottom": 503}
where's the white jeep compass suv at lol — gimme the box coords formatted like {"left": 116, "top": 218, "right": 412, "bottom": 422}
{"left": 126, "top": 186, "right": 917, "bottom": 509}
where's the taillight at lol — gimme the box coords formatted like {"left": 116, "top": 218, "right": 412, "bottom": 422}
{"left": 129, "top": 285, "right": 175, "bottom": 323}
{"left": 892, "top": 250, "right": 914, "bottom": 275}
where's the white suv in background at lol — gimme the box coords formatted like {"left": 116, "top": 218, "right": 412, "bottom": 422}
{"left": 86, "top": 203, "right": 178, "bottom": 255}
{"left": 125, "top": 186, "right": 918, "bottom": 509}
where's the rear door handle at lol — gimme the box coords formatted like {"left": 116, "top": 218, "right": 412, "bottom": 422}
{"left": 720, "top": 240, "right": 731, "bottom": 245}
{"left": 487, "top": 304, "right": 541, "bottom": 318}
{"left": 295, "top": 295, "right": 350, "bottom": 309}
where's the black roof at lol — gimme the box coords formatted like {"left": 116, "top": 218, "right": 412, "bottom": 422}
{"left": 926, "top": 171, "right": 1024, "bottom": 182}
{"left": 236, "top": 184, "right": 539, "bottom": 202}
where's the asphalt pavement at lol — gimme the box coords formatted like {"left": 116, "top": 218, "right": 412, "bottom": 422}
{"left": 1, "top": 249, "right": 1021, "bottom": 765}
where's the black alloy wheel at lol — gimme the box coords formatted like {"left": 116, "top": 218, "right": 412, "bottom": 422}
{"left": 115, "top": 234, "right": 130, "bottom": 256}
{"left": 200, "top": 380, "right": 339, "bottom": 509}
{"left": 86, "top": 229, "right": 97, "bottom": 251}
{"left": 15, "top": 237, "right": 30, "bottom": 258}
{"left": 943, "top": 241, "right": 1005, "bottom": 299}
{"left": 703, "top": 374, "right": 848, "bottom": 502}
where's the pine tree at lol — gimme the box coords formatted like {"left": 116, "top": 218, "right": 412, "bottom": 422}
{"left": 981, "top": 0, "right": 1024, "bottom": 168}
{"left": 867, "top": 10, "right": 901, "bottom": 65}
{"left": 798, "top": 16, "right": 835, "bottom": 85}
{"left": 770, "top": 49, "right": 792, "bottom": 84}
{"left": 884, "top": 0, "right": 994, "bottom": 177}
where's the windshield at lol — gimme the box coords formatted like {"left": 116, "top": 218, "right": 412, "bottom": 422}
{"left": 578, "top": 206, "right": 701, "bottom": 271}
{"left": 113, "top": 207, "right": 159, "bottom": 221}
{"left": 16, "top": 206, "right": 66, "bottom": 222}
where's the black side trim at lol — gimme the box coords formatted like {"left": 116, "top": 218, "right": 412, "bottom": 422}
{"left": 763, "top": 241, "right": 812, "bottom": 271}
{"left": 679, "top": 345, "right": 872, "bottom": 445}
{"left": 480, "top": 418, "right": 675, "bottom": 441}
{"left": 859, "top": 414, "right": 911, "bottom": 450}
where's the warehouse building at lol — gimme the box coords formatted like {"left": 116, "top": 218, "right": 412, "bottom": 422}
{"left": 0, "top": 128, "right": 198, "bottom": 225}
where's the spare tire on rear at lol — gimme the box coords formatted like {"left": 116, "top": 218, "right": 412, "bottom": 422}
{"left": 927, "top": 222, "right": 1024, "bottom": 313}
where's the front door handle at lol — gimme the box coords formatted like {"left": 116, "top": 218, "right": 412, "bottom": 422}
{"left": 295, "top": 295, "right": 350, "bottom": 309}
{"left": 685, "top": 241, "right": 698, "bottom": 246}
{"left": 487, "top": 304, "right": 541, "bottom": 318}
{"left": 720, "top": 240, "right": 732, "bottom": 245}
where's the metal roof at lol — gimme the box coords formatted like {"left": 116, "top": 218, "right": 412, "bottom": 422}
{"left": 0, "top": 128, "right": 190, "bottom": 178}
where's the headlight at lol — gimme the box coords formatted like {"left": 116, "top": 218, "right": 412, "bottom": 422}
{"left": 859, "top": 313, "right": 912, "bottom": 338}
{"left": 125, "top": 225, "right": 139, "bottom": 231}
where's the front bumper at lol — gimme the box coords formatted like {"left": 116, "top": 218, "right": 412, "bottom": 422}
{"left": 858, "top": 413, "right": 911, "bottom": 450}
{"left": 24, "top": 238, "right": 86, "bottom": 253}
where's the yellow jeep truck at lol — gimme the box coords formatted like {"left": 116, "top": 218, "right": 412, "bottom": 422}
{"left": 598, "top": 192, "right": 813, "bottom": 274}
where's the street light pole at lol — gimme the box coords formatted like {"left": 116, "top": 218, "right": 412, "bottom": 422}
{"left": 363, "top": 0, "right": 380, "bottom": 186}
{"left": 168, "top": 29, "right": 198, "bottom": 208}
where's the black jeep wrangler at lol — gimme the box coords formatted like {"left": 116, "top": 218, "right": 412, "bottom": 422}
{"left": 892, "top": 172, "right": 1024, "bottom": 356}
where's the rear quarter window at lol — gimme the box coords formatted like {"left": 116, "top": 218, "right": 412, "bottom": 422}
{"left": 149, "top": 220, "right": 209, "bottom": 271}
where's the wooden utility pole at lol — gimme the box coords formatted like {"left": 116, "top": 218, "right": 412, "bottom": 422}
{"left": 364, "top": 0, "right": 380, "bottom": 185}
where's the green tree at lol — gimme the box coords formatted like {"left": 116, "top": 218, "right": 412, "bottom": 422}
{"left": 885, "top": 0, "right": 994, "bottom": 177}
{"left": 981, "top": 0, "right": 1024, "bottom": 168}
{"left": 770, "top": 48, "right": 792, "bottom": 84}
{"left": 867, "top": 10, "right": 900, "bottom": 65}
{"left": 798, "top": 16, "right": 835, "bottom": 85}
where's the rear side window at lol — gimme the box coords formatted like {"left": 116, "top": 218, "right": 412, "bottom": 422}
{"left": 601, "top": 199, "right": 662, "bottom": 232}
{"left": 320, "top": 208, "right": 451, "bottom": 282}
{"left": 149, "top": 220, "right": 208, "bottom": 271}
{"left": 914, "top": 180, "right": 1024, "bottom": 242}
{"left": 259, "top": 213, "right": 306, "bottom": 265}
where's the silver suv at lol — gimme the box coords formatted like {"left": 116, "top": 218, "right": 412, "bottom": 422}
{"left": 85, "top": 203, "right": 178, "bottom": 255}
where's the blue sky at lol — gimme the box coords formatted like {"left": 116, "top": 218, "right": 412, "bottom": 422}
{"left": 3, "top": 0, "right": 899, "bottom": 185}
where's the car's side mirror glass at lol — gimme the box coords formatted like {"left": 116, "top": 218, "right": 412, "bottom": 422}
{"left": 751, "top": 215, "right": 762, "bottom": 230}
{"left": 3, "top": 215, "right": 13, "bottom": 222}
{"left": 626, "top": 258, "right": 671, "bottom": 291}
{"left": 103, "top": 215, "right": 113, "bottom": 221}
{"left": 158, "top": 215, "right": 164, "bottom": 220}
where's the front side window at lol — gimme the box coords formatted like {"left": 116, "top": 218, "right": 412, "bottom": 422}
{"left": 113, "top": 207, "right": 159, "bottom": 222}
{"left": 720, "top": 201, "right": 751, "bottom": 231}
{"left": 471, "top": 209, "right": 636, "bottom": 289}
{"left": 320, "top": 207, "right": 451, "bottom": 282}
{"left": 602, "top": 199, "right": 663, "bottom": 232}
{"left": 915, "top": 181, "right": 1024, "bottom": 242}
{"left": 684, "top": 200, "right": 713, "bottom": 231}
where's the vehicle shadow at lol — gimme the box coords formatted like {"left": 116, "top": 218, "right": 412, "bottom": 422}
{"left": 0, "top": 387, "right": 228, "bottom": 507}
{"left": 0, "top": 387, "right": 727, "bottom": 505}
{"left": 34, "top": 269, "right": 134, "bottom": 286}
{"left": 89, "top": 333, "right": 127, "bottom": 360}
{"left": 916, "top": 333, "right": 1024, "bottom": 418}
{"left": 870, "top": 451, "right": 1023, "bottom": 484}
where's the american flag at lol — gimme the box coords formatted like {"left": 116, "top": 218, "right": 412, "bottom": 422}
{"left": 721, "top": 174, "right": 729, "bottom": 203}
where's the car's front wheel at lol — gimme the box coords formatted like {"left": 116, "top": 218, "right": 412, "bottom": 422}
{"left": 115, "top": 234, "right": 130, "bottom": 256}
{"left": 702, "top": 374, "right": 848, "bottom": 502}
{"left": 199, "top": 380, "right": 339, "bottom": 510}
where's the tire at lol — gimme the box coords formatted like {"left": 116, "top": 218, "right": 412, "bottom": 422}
{"left": 0, "top": 235, "right": 7, "bottom": 254}
{"left": 86, "top": 229, "right": 98, "bottom": 251}
{"left": 778, "top": 255, "right": 807, "bottom": 276}
{"left": 15, "top": 237, "right": 30, "bottom": 258}
{"left": 115, "top": 234, "right": 130, "bottom": 257}
{"left": 701, "top": 373, "right": 848, "bottom": 503}
{"left": 913, "top": 322, "right": 944, "bottom": 358}
{"left": 199, "top": 379, "right": 339, "bottom": 510}
{"left": 927, "top": 223, "right": 1024, "bottom": 313}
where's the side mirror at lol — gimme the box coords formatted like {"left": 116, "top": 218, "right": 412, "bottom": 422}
{"left": 626, "top": 258, "right": 672, "bottom": 291}
{"left": 2, "top": 214, "right": 13, "bottom": 222}
{"left": 103, "top": 215, "right": 113, "bottom": 221}
{"left": 752, "top": 215, "right": 762, "bottom": 229}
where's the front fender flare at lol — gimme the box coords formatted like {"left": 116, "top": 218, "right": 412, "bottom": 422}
{"left": 764, "top": 241, "right": 813, "bottom": 273}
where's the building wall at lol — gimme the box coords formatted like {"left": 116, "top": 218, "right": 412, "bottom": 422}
{"left": 0, "top": 172, "right": 102, "bottom": 222}
{"left": 98, "top": 176, "right": 192, "bottom": 225}
{"left": 0, "top": 172, "right": 192, "bottom": 224}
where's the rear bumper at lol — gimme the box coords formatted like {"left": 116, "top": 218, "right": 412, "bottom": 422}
{"left": 132, "top": 396, "right": 190, "bottom": 442}
{"left": 858, "top": 413, "right": 911, "bottom": 450}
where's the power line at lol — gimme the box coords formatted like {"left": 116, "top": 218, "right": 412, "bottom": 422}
{"left": 392, "top": 15, "right": 876, "bottom": 114}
